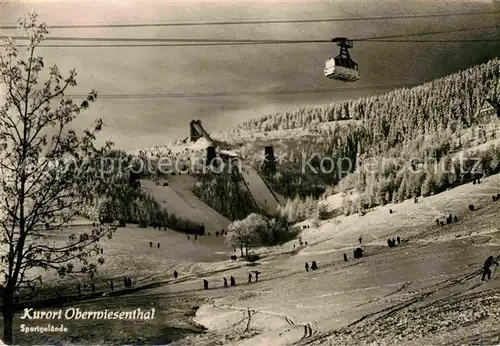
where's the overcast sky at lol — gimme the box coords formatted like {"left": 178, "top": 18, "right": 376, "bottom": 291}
{"left": 1, "top": 0, "right": 500, "bottom": 150}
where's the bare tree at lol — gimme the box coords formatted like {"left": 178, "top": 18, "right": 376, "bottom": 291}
{"left": 0, "top": 13, "right": 114, "bottom": 344}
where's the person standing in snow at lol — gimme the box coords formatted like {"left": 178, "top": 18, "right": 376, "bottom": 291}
{"left": 482, "top": 256, "right": 499, "bottom": 281}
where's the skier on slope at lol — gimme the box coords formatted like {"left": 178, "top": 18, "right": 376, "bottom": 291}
{"left": 482, "top": 255, "right": 499, "bottom": 281}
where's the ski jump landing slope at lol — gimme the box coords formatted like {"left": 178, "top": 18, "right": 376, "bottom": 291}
{"left": 140, "top": 179, "right": 231, "bottom": 234}
{"left": 240, "top": 165, "right": 284, "bottom": 216}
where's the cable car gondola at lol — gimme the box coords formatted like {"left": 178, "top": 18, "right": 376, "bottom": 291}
{"left": 324, "top": 37, "right": 359, "bottom": 82}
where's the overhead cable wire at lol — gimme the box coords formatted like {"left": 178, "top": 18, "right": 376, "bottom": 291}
{"left": 1, "top": 10, "right": 500, "bottom": 29}
{"left": 358, "top": 39, "right": 500, "bottom": 43}
{"left": 5, "top": 24, "right": 500, "bottom": 42}
{"left": 17, "top": 39, "right": 500, "bottom": 48}
{"left": 65, "top": 83, "right": 421, "bottom": 99}
{"left": 5, "top": 24, "right": 500, "bottom": 47}
{"left": 355, "top": 24, "right": 500, "bottom": 41}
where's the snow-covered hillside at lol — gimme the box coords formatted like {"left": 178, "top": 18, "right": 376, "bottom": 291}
{"left": 213, "top": 120, "right": 362, "bottom": 144}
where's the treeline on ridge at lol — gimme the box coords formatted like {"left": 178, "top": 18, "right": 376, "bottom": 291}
{"left": 223, "top": 59, "right": 500, "bottom": 209}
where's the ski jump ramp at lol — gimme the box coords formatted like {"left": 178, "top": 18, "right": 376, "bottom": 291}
{"left": 191, "top": 120, "right": 215, "bottom": 144}
{"left": 140, "top": 179, "right": 231, "bottom": 234}
{"left": 240, "top": 165, "right": 284, "bottom": 216}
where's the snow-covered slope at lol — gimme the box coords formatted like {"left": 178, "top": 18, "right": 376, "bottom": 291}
{"left": 140, "top": 179, "right": 231, "bottom": 234}
{"left": 318, "top": 191, "right": 361, "bottom": 215}
{"left": 240, "top": 165, "right": 283, "bottom": 216}
{"left": 166, "top": 173, "right": 500, "bottom": 346}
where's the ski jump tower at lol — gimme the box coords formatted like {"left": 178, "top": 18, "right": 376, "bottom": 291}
{"left": 190, "top": 119, "right": 215, "bottom": 143}
{"left": 189, "top": 120, "right": 203, "bottom": 142}
{"left": 189, "top": 120, "right": 218, "bottom": 167}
